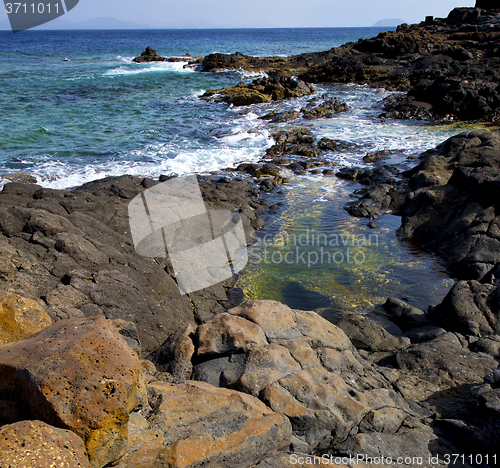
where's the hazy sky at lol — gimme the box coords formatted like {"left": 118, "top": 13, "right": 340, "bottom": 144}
{"left": 1, "top": 0, "right": 475, "bottom": 28}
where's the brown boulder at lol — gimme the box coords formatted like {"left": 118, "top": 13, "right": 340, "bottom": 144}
{"left": 0, "top": 291, "right": 51, "bottom": 346}
{"left": 0, "top": 420, "right": 91, "bottom": 468}
{"left": 115, "top": 381, "right": 292, "bottom": 468}
{"left": 201, "top": 75, "right": 315, "bottom": 107}
{"left": 133, "top": 47, "right": 167, "bottom": 63}
{"left": 0, "top": 315, "right": 143, "bottom": 468}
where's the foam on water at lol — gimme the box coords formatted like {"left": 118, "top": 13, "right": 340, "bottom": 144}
{"left": 234, "top": 68, "right": 269, "bottom": 80}
{"left": 104, "top": 61, "right": 194, "bottom": 76}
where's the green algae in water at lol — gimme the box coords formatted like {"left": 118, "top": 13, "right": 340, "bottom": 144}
{"left": 237, "top": 176, "right": 454, "bottom": 314}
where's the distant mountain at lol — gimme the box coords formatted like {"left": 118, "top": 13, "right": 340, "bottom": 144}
{"left": 0, "top": 15, "right": 274, "bottom": 30}
{"left": 372, "top": 18, "right": 405, "bottom": 27}
{"left": 0, "top": 16, "right": 153, "bottom": 30}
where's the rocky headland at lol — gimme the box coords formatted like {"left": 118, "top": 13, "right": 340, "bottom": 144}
{"left": 196, "top": 4, "right": 500, "bottom": 122}
{"left": 1, "top": 3, "right": 500, "bottom": 468}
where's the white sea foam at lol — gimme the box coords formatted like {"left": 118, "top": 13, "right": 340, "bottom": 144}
{"left": 234, "top": 68, "right": 268, "bottom": 80}
{"left": 20, "top": 124, "right": 272, "bottom": 190}
{"left": 104, "top": 61, "right": 194, "bottom": 77}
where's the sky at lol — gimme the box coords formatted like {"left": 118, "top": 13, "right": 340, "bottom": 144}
{"left": 1, "top": 0, "right": 476, "bottom": 28}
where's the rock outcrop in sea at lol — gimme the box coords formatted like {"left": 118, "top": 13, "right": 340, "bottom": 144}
{"left": 201, "top": 73, "right": 316, "bottom": 106}
{"left": 195, "top": 5, "right": 500, "bottom": 122}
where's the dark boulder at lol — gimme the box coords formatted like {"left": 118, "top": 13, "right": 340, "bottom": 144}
{"left": 201, "top": 74, "right": 315, "bottom": 107}
{"left": 428, "top": 280, "right": 500, "bottom": 337}
{"left": 476, "top": 0, "right": 500, "bottom": 9}
{"left": 396, "top": 131, "right": 500, "bottom": 281}
{"left": 133, "top": 47, "right": 167, "bottom": 63}
{"left": 299, "top": 56, "right": 365, "bottom": 83}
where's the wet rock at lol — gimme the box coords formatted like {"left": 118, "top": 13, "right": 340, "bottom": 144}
{"left": 265, "top": 129, "right": 319, "bottom": 159}
{"left": 0, "top": 291, "right": 51, "bottom": 346}
{"left": 260, "top": 109, "right": 300, "bottom": 122}
{"left": 0, "top": 316, "right": 143, "bottom": 468}
{"left": 334, "top": 314, "right": 410, "bottom": 352}
{"left": 301, "top": 98, "right": 348, "bottom": 119}
{"left": 133, "top": 46, "right": 167, "bottom": 62}
{"left": 132, "top": 48, "right": 200, "bottom": 65}
{"left": 0, "top": 420, "right": 91, "bottom": 468}
{"left": 380, "top": 94, "right": 441, "bottom": 122}
{"left": 317, "top": 138, "right": 356, "bottom": 152}
{"left": 115, "top": 381, "right": 292, "bottom": 468}
{"left": 201, "top": 74, "right": 316, "bottom": 107}
{"left": 363, "top": 150, "right": 391, "bottom": 163}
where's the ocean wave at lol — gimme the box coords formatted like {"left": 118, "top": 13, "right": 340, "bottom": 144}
{"left": 234, "top": 68, "right": 268, "bottom": 80}
{"left": 104, "top": 61, "right": 194, "bottom": 76}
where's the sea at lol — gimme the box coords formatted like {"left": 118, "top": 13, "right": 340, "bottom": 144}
{"left": 0, "top": 28, "right": 487, "bottom": 315}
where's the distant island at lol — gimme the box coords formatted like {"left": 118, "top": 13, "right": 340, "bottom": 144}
{"left": 372, "top": 18, "right": 405, "bottom": 26}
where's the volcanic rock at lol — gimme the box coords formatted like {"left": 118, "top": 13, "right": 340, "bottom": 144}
{"left": 114, "top": 381, "right": 292, "bottom": 468}
{"left": 201, "top": 74, "right": 316, "bottom": 106}
{"left": 0, "top": 291, "right": 51, "bottom": 346}
{"left": 0, "top": 315, "right": 143, "bottom": 468}
{"left": 0, "top": 420, "right": 91, "bottom": 468}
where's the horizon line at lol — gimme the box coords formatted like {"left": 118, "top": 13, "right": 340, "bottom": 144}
{"left": 0, "top": 25, "right": 401, "bottom": 31}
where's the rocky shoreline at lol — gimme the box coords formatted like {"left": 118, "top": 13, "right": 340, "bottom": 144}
{"left": 1, "top": 3, "right": 500, "bottom": 468}
{"left": 1, "top": 142, "right": 499, "bottom": 468}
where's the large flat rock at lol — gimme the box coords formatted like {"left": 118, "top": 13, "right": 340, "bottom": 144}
{"left": 115, "top": 381, "right": 292, "bottom": 468}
